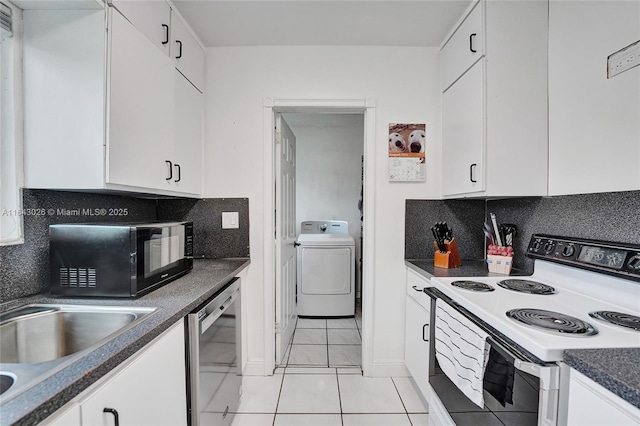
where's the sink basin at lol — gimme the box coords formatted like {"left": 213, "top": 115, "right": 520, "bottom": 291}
{"left": 0, "top": 373, "right": 14, "bottom": 396}
{"left": 0, "top": 304, "right": 156, "bottom": 402}
{"left": 0, "top": 305, "right": 151, "bottom": 364}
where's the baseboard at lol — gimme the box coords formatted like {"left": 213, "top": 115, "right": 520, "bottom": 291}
{"left": 369, "top": 361, "right": 411, "bottom": 377}
{"left": 242, "top": 359, "right": 267, "bottom": 376}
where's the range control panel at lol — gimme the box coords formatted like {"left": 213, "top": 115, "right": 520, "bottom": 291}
{"left": 527, "top": 234, "right": 640, "bottom": 281}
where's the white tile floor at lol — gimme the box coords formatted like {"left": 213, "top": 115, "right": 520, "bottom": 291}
{"left": 230, "top": 312, "right": 432, "bottom": 425}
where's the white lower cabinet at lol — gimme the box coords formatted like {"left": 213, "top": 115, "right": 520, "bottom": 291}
{"left": 43, "top": 320, "right": 187, "bottom": 426}
{"left": 566, "top": 369, "right": 640, "bottom": 426}
{"left": 405, "top": 269, "right": 432, "bottom": 400}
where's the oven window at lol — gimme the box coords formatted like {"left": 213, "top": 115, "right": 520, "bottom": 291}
{"left": 430, "top": 356, "right": 540, "bottom": 426}
{"left": 143, "top": 225, "right": 185, "bottom": 278}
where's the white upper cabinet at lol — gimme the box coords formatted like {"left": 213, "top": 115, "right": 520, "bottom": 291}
{"left": 110, "top": 0, "right": 171, "bottom": 56}
{"left": 173, "top": 70, "right": 204, "bottom": 194}
{"left": 440, "top": 0, "right": 548, "bottom": 198}
{"left": 22, "top": 4, "right": 204, "bottom": 197}
{"left": 440, "top": 1, "right": 483, "bottom": 92}
{"left": 442, "top": 60, "right": 485, "bottom": 195}
{"left": 107, "top": 7, "right": 176, "bottom": 190}
{"left": 548, "top": 1, "right": 640, "bottom": 196}
{"left": 170, "top": 12, "right": 205, "bottom": 91}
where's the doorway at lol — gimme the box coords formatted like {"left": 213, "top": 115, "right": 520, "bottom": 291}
{"left": 279, "top": 112, "right": 364, "bottom": 368}
{"left": 263, "top": 98, "right": 376, "bottom": 376}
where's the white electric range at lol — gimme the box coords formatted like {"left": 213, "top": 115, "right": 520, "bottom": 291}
{"left": 424, "top": 234, "right": 640, "bottom": 426}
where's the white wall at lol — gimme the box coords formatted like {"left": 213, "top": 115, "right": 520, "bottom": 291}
{"left": 204, "top": 46, "right": 441, "bottom": 375}
{"left": 285, "top": 113, "right": 364, "bottom": 294}
{"left": 548, "top": 1, "right": 640, "bottom": 195}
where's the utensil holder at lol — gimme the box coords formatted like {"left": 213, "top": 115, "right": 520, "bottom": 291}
{"left": 486, "top": 254, "right": 513, "bottom": 274}
{"left": 433, "top": 238, "right": 462, "bottom": 269}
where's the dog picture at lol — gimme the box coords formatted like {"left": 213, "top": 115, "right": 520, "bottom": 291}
{"left": 409, "top": 129, "right": 426, "bottom": 153}
{"left": 388, "top": 132, "right": 407, "bottom": 153}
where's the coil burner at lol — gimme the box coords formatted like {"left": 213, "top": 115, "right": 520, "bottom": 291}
{"left": 451, "top": 281, "right": 495, "bottom": 292}
{"left": 589, "top": 311, "right": 640, "bottom": 332}
{"left": 497, "top": 279, "right": 556, "bottom": 295}
{"left": 506, "top": 309, "right": 598, "bottom": 336}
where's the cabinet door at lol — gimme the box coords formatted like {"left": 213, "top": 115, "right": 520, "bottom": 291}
{"left": 441, "top": 60, "right": 485, "bottom": 196}
{"left": 80, "top": 321, "right": 187, "bottom": 426}
{"left": 172, "top": 71, "right": 203, "bottom": 195}
{"left": 170, "top": 12, "right": 205, "bottom": 92}
{"left": 405, "top": 295, "right": 430, "bottom": 400}
{"left": 440, "top": 0, "right": 484, "bottom": 91}
{"left": 110, "top": 0, "right": 171, "bottom": 56}
{"left": 567, "top": 369, "right": 640, "bottom": 426}
{"left": 107, "top": 8, "right": 175, "bottom": 191}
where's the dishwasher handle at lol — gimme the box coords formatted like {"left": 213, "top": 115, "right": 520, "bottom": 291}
{"left": 200, "top": 290, "right": 238, "bottom": 334}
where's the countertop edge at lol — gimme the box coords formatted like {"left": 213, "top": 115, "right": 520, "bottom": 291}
{"left": 0, "top": 258, "right": 251, "bottom": 426}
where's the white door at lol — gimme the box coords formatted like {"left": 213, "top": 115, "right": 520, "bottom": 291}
{"left": 275, "top": 113, "right": 297, "bottom": 365}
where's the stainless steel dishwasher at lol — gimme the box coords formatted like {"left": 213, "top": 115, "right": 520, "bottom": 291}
{"left": 187, "top": 278, "right": 241, "bottom": 426}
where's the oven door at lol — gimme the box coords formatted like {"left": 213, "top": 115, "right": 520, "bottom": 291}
{"left": 424, "top": 288, "right": 560, "bottom": 426}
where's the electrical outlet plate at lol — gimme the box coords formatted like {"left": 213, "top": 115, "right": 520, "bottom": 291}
{"left": 222, "top": 212, "right": 239, "bottom": 229}
{"left": 608, "top": 40, "right": 640, "bottom": 78}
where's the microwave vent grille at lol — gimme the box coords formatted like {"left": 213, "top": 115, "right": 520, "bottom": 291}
{"left": 59, "top": 267, "right": 97, "bottom": 288}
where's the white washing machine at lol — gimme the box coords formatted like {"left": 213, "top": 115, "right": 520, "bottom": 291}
{"left": 296, "top": 220, "right": 355, "bottom": 317}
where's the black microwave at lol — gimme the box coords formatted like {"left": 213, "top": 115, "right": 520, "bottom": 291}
{"left": 50, "top": 221, "right": 193, "bottom": 298}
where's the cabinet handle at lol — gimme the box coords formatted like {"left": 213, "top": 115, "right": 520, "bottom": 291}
{"left": 470, "top": 163, "right": 477, "bottom": 183}
{"left": 422, "top": 324, "right": 429, "bottom": 342}
{"left": 412, "top": 285, "right": 422, "bottom": 292}
{"left": 162, "top": 24, "right": 169, "bottom": 45}
{"left": 469, "top": 33, "right": 477, "bottom": 53}
{"left": 174, "top": 163, "right": 181, "bottom": 182}
{"left": 103, "top": 408, "right": 120, "bottom": 426}
{"left": 166, "top": 160, "right": 173, "bottom": 181}
{"left": 176, "top": 40, "right": 183, "bottom": 59}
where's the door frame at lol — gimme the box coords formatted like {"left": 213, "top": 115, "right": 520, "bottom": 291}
{"left": 262, "top": 97, "right": 377, "bottom": 376}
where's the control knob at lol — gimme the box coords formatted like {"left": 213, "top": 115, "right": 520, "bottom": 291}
{"left": 627, "top": 254, "right": 640, "bottom": 270}
{"left": 320, "top": 224, "right": 327, "bottom": 232}
{"left": 532, "top": 239, "right": 542, "bottom": 251}
{"left": 544, "top": 241, "right": 555, "bottom": 254}
{"left": 562, "top": 245, "right": 575, "bottom": 257}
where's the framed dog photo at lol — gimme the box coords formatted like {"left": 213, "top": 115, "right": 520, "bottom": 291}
{"left": 388, "top": 123, "right": 426, "bottom": 182}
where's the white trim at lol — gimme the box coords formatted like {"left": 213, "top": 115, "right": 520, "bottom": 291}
{"left": 370, "top": 361, "right": 411, "bottom": 378}
{"left": 242, "top": 359, "right": 268, "bottom": 377}
{"left": 263, "top": 97, "right": 376, "bottom": 377}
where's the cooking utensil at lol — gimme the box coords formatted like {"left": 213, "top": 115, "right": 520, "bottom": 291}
{"left": 483, "top": 222, "right": 495, "bottom": 245}
{"left": 501, "top": 224, "right": 517, "bottom": 247}
{"left": 490, "top": 213, "right": 503, "bottom": 246}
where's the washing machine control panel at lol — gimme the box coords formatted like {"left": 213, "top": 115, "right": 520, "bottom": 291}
{"left": 300, "top": 220, "right": 349, "bottom": 234}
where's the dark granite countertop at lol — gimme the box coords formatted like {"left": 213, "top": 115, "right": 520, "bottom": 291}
{"left": 0, "top": 258, "right": 250, "bottom": 426}
{"left": 564, "top": 348, "right": 640, "bottom": 410}
{"left": 406, "top": 259, "right": 530, "bottom": 280}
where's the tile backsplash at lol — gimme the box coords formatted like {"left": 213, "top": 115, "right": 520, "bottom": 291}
{"left": 0, "top": 189, "right": 250, "bottom": 303}
{"left": 406, "top": 190, "right": 640, "bottom": 274}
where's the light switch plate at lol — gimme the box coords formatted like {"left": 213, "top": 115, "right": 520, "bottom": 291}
{"left": 608, "top": 40, "right": 640, "bottom": 78}
{"left": 222, "top": 212, "right": 239, "bottom": 229}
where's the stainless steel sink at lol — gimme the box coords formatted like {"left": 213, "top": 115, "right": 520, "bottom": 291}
{"left": 0, "top": 304, "right": 156, "bottom": 402}
{"left": 0, "top": 373, "right": 14, "bottom": 396}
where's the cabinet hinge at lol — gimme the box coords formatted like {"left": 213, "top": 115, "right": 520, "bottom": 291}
{"left": 275, "top": 321, "right": 281, "bottom": 334}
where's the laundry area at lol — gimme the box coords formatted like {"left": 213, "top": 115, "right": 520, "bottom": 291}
{"left": 283, "top": 113, "right": 365, "bottom": 318}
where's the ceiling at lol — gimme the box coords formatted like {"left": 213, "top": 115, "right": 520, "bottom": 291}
{"left": 172, "top": 0, "right": 473, "bottom": 47}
